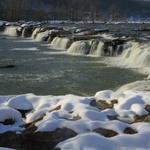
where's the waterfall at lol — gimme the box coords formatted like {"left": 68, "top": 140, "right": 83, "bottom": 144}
{"left": 89, "top": 40, "right": 99, "bottom": 55}
{"left": 51, "top": 37, "right": 71, "bottom": 49}
{"left": 67, "top": 40, "right": 91, "bottom": 55}
{"left": 90, "top": 41, "right": 104, "bottom": 56}
{"left": 35, "top": 30, "right": 49, "bottom": 41}
{"left": 32, "top": 28, "right": 41, "bottom": 39}
{"left": 3, "top": 26, "right": 19, "bottom": 36}
{"left": 122, "top": 42, "right": 150, "bottom": 68}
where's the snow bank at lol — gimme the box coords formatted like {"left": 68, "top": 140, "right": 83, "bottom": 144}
{"left": 57, "top": 130, "right": 150, "bottom": 150}
{"left": 57, "top": 133, "right": 119, "bottom": 150}
{"left": 0, "top": 107, "right": 22, "bottom": 122}
{"left": 0, "top": 90, "right": 150, "bottom": 149}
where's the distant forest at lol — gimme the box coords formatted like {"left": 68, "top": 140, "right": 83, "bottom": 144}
{"left": 0, "top": 0, "right": 150, "bottom": 21}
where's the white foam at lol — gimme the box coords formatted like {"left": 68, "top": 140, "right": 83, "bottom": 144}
{"left": 11, "top": 47, "right": 39, "bottom": 51}
{"left": 51, "top": 37, "right": 71, "bottom": 49}
{"left": 32, "top": 28, "right": 41, "bottom": 39}
{"left": 3, "top": 26, "right": 19, "bottom": 36}
{"left": 107, "top": 41, "right": 150, "bottom": 78}
{"left": 67, "top": 40, "right": 91, "bottom": 55}
{"left": 35, "top": 30, "right": 49, "bottom": 41}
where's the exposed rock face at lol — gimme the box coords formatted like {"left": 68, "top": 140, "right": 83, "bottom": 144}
{"left": 0, "top": 24, "right": 5, "bottom": 32}
{"left": 94, "top": 128, "right": 118, "bottom": 137}
{"left": 101, "top": 39, "right": 125, "bottom": 56}
{"left": 22, "top": 26, "right": 35, "bottom": 37}
{"left": 145, "top": 105, "right": 150, "bottom": 113}
{"left": 133, "top": 114, "right": 150, "bottom": 122}
{"left": 0, "top": 119, "right": 15, "bottom": 125}
{"left": 123, "top": 127, "right": 137, "bottom": 134}
{"left": 96, "top": 99, "right": 118, "bottom": 110}
{"left": 0, "top": 132, "right": 22, "bottom": 150}
{"left": 23, "top": 128, "right": 77, "bottom": 150}
{"left": 0, "top": 128, "right": 77, "bottom": 150}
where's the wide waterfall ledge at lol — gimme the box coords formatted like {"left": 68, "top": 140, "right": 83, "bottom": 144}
{"left": 1, "top": 23, "right": 150, "bottom": 79}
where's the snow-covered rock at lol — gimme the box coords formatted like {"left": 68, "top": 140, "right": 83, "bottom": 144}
{"left": 56, "top": 133, "right": 119, "bottom": 150}
{"left": 0, "top": 107, "right": 22, "bottom": 123}
{"left": 131, "top": 103, "right": 148, "bottom": 116}
{"left": 95, "top": 90, "right": 114, "bottom": 101}
{"left": 0, "top": 90, "right": 150, "bottom": 149}
{"left": 7, "top": 95, "right": 33, "bottom": 111}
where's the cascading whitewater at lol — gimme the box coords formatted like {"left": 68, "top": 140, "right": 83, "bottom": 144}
{"left": 122, "top": 42, "right": 150, "bottom": 67}
{"left": 3, "top": 26, "right": 19, "bottom": 36}
{"left": 51, "top": 37, "right": 71, "bottom": 49}
{"left": 90, "top": 41, "right": 104, "bottom": 56}
{"left": 32, "top": 28, "right": 41, "bottom": 39}
{"left": 35, "top": 30, "right": 50, "bottom": 41}
{"left": 21, "top": 28, "right": 27, "bottom": 37}
{"left": 67, "top": 40, "right": 92, "bottom": 55}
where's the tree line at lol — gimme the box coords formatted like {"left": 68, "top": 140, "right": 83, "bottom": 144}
{"left": 0, "top": 0, "right": 149, "bottom": 21}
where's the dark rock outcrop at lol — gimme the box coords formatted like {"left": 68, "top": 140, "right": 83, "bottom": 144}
{"left": 94, "top": 127, "right": 118, "bottom": 137}
{"left": 123, "top": 127, "right": 137, "bottom": 134}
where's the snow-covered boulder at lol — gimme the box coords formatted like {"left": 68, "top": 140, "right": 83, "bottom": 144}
{"left": 7, "top": 95, "right": 33, "bottom": 117}
{"left": 0, "top": 107, "right": 22, "bottom": 124}
{"left": 7, "top": 95, "right": 33, "bottom": 111}
{"left": 56, "top": 133, "right": 119, "bottom": 150}
{"left": 95, "top": 90, "right": 114, "bottom": 101}
{"left": 131, "top": 103, "right": 148, "bottom": 116}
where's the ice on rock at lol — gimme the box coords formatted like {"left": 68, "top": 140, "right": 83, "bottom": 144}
{"left": 7, "top": 95, "right": 33, "bottom": 111}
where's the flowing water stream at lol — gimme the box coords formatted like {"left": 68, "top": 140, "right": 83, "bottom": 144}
{"left": 0, "top": 35, "right": 146, "bottom": 96}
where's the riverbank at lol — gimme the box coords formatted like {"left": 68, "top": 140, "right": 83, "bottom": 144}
{"left": 0, "top": 90, "right": 150, "bottom": 149}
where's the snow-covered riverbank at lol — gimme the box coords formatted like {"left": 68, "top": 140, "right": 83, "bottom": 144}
{"left": 0, "top": 90, "right": 150, "bottom": 149}
{"left": 0, "top": 21, "right": 150, "bottom": 149}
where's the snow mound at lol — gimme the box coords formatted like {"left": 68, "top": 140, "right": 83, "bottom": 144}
{"left": 0, "top": 90, "right": 150, "bottom": 149}
{"left": 56, "top": 133, "right": 119, "bottom": 150}
{"left": 131, "top": 103, "right": 148, "bottom": 116}
{"left": 95, "top": 90, "right": 114, "bottom": 101}
{"left": 7, "top": 95, "right": 33, "bottom": 110}
{"left": 0, "top": 107, "right": 22, "bottom": 122}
